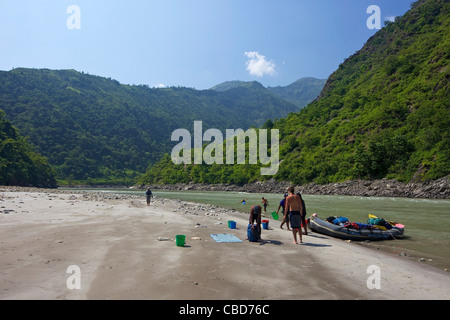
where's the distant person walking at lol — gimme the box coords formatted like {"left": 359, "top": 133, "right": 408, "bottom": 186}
{"left": 145, "top": 187, "right": 153, "bottom": 206}
{"left": 261, "top": 197, "right": 269, "bottom": 213}
{"left": 285, "top": 187, "right": 304, "bottom": 244}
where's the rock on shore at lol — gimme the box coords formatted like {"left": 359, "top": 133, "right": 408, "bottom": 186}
{"left": 144, "top": 176, "right": 449, "bottom": 199}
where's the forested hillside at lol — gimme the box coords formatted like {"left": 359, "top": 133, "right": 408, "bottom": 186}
{"left": 274, "top": 0, "right": 449, "bottom": 184}
{"left": 0, "top": 69, "right": 297, "bottom": 184}
{"left": 0, "top": 109, "right": 56, "bottom": 187}
{"left": 140, "top": 0, "right": 449, "bottom": 186}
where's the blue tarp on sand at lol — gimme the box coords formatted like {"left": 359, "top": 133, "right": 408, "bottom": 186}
{"left": 209, "top": 234, "right": 243, "bottom": 243}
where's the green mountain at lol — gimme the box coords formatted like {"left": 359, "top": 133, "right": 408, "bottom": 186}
{"left": 209, "top": 80, "right": 262, "bottom": 91}
{"left": 140, "top": 0, "right": 449, "bottom": 186}
{"left": 0, "top": 68, "right": 297, "bottom": 184}
{"left": 0, "top": 109, "right": 56, "bottom": 187}
{"left": 267, "top": 77, "right": 326, "bottom": 108}
{"left": 274, "top": 0, "right": 449, "bottom": 184}
{"left": 210, "top": 78, "right": 326, "bottom": 109}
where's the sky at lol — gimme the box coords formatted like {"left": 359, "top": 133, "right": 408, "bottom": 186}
{"left": 0, "top": 0, "right": 415, "bottom": 90}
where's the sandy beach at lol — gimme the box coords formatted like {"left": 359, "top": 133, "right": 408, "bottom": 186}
{"left": 1, "top": 187, "right": 449, "bottom": 300}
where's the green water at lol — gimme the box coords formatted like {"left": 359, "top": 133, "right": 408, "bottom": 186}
{"left": 70, "top": 188, "right": 450, "bottom": 271}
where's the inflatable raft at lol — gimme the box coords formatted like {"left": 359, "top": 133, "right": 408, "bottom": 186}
{"left": 308, "top": 215, "right": 404, "bottom": 241}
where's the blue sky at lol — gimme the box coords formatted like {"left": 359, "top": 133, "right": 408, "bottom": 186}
{"left": 0, "top": 0, "right": 415, "bottom": 89}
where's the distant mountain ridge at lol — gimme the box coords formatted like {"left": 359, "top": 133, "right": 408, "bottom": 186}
{"left": 210, "top": 77, "right": 326, "bottom": 109}
{"left": 267, "top": 77, "right": 327, "bottom": 108}
{"left": 209, "top": 80, "right": 264, "bottom": 91}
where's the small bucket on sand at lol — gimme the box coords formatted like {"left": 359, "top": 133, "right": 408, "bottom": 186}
{"left": 262, "top": 220, "right": 269, "bottom": 230}
{"left": 271, "top": 212, "right": 279, "bottom": 220}
{"left": 229, "top": 221, "right": 237, "bottom": 229}
{"left": 175, "top": 235, "right": 186, "bottom": 247}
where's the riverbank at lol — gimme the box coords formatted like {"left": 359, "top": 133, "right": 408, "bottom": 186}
{"left": 143, "top": 176, "right": 450, "bottom": 199}
{"left": 1, "top": 186, "right": 449, "bottom": 300}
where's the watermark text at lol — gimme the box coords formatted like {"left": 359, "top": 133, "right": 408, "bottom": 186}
{"left": 66, "top": 265, "right": 81, "bottom": 290}
{"left": 171, "top": 121, "right": 279, "bottom": 175}
{"left": 67, "top": 5, "right": 81, "bottom": 30}
{"left": 366, "top": 265, "right": 381, "bottom": 290}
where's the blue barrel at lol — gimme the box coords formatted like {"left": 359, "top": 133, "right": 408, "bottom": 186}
{"left": 247, "top": 224, "right": 261, "bottom": 242}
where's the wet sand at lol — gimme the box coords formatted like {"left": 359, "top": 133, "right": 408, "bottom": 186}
{"left": 1, "top": 187, "right": 449, "bottom": 300}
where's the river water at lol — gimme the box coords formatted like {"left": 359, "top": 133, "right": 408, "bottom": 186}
{"left": 70, "top": 188, "right": 450, "bottom": 271}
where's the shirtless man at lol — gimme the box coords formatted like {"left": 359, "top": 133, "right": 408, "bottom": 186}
{"left": 261, "top": 197, "right": 268, "bottom": 213}
{"left": 285, "top": 187, "right": 304, "bottom": 244}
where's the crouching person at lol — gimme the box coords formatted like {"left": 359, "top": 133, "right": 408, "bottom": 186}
{"left": 248, "top": 205, "right": 262, "bottom": 242}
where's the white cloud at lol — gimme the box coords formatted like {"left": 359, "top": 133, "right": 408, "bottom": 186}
{"left": 385, "top": 16, "right": 396, "bottom": 22}
{"left": 153, "top": 83, "right": 166, "bottom": 88}
{"left": 244, "top": 51, "right": 276, "bottom": 77}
